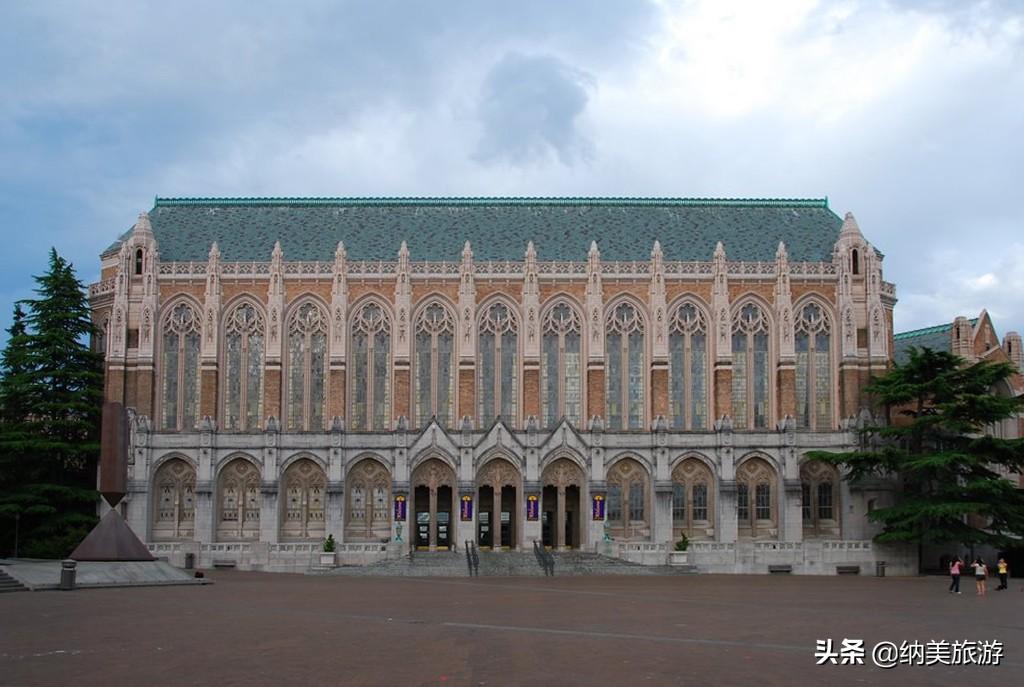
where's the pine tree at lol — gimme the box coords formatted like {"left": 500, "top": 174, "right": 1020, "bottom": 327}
{"left": 0, "top": 249, "right": 103, "bottom": 557}
{"left": 22, "top": 248, "right": 104, "bottom": 479}
{"left": 810, "top": 347, "right": 1024, "bottom": 548}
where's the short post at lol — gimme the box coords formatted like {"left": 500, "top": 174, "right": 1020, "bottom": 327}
{"left": 59, "top": 560, "right": 77, "bottom": 591}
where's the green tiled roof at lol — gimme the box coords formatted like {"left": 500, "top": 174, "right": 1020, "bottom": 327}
{"left": 108, "top": 197, "right": 845, "bottom": 262}
{"left": 893, "top": 319, "right": 978, "bottom": 364}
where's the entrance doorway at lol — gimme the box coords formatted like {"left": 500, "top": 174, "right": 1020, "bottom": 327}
{"left": 478, "top": 484, "right": 516, "bottom": 549}
{"left": 541, "top": 484, "right": 580, "bottom": 549}
{"left": 541, "top": 459, "right": 584, "bottom": 550}
{"left": 410, "top": 459, "right": 457, "bottom": 551}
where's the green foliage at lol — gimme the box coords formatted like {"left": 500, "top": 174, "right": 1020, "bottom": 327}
{"left": 323, "top": 534, "right": 336, "bottom": 552}
{"left": 0, "top": 249, "right": 103, "bottom": 557}
{"left": 809, "top": 347, "right": 1024, "bottom": 548}
{"left": 674, "top": 533, "right": 690, "bottom": 551}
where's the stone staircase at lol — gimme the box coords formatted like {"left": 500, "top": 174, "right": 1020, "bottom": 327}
{"left": 315, "top": 548, "right": 697, "bottom": 577}
{"left": 0, "top": 567, "right": 28, "bottom": 593}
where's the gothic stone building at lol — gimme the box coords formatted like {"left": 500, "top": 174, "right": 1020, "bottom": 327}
{"left": 89, "top": 197, "right": 914, "bottom": 574}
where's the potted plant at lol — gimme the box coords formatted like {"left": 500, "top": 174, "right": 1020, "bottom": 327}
{"left": 319, "top": 534, "right": 337, "bottom": 567}
{"left": 669, "top": 534, "right": 689, "bottom": 565}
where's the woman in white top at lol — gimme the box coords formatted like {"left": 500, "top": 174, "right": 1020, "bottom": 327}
{"left": 973, "top": 557, "right": 988, "bottom": 596}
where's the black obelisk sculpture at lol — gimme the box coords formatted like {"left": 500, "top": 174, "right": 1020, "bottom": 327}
{"left": 70, "top": 401, "right": 155, "bottom": 561}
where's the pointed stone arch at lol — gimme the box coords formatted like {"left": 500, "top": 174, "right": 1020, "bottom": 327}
{"left": 216, "top": 456, "right": 262, "bottom": 541}
{"left": 670, "top": 456, "right": 715, "bottom": 541}
{"left": 605, "top": 456, "right": 650, "bottom": 541}
{"left": 735, "top": 455, "right": 778, "bottom": 540}
{"left": 280, "top": 457, "right": 327, "bottom": 541}
{"left": 344, "top": 457, "right": 392, "bottom": 542}
{"left": 152, "top": 457, "right": 196, "bottom": 541}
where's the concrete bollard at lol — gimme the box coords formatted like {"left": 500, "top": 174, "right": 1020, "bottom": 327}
{"left": 59, "top": 559, "right": 77, "bottom": 590}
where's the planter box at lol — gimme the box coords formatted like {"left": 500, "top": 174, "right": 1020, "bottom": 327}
{"left": 669, "top": 551, "right": 689, "bottom": 566}
{"left": 318, "top": 552, "right": 337, "bottom": 568}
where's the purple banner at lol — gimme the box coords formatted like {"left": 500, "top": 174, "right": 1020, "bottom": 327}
{"left": 460, "top": 495, "right": 473, "bottom": 521}
{"left": 526, "top": 494, "right": 539, "bottom": 521}
{"left": 394, "top": 495, "right": 407, "bottom": 521}
{"left": 592, "top": 494, "right": 605, "bottom": 521}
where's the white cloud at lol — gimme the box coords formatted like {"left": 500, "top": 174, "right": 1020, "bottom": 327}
{"left": 1, "top": 0, "right": 1023, "bottom": 341}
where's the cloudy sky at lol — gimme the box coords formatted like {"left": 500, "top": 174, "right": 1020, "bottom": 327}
{"left": 1, "top": 0, "right": 1022, "bottom": 344}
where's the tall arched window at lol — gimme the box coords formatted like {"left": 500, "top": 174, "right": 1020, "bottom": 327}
{"left": 801, "top": 460, "right": 840, "bottom": 537}
{"left": 161, "top": 302, "right": 201, "bottom": 430}
{"left": 736, "top": 457, "right": 777, "bottom": 539}
{"left": 415, "top": 303, "right": 455, "bottom": 428}
{"left": 350, "top": 302, "right": 391, "bottom": 431}
{"left": 286, "top": 302, "right": 328, "bottom": 431}
{"left": 134, "top": 248, "right": 144, "bottom": 275}
{"left": 606, "top": 302, "right": 645, "bottom": 430}
{"left": 478, "top": 302, "right": 518, "bottom": 425}
{"left": 223, "top": 302, "right": 265, "bottom": 431}
{"left": 668, "top": 302, "right": 708, "bottom": 430}
{"left": 152, "top": 458, "right": 196, "bottom": 540}
{"left": 731, "top": 303, "right": 770, "bottom": 430}
{"left": 541, "top": 302, "right": 583, "bottom": 427}
{"left": 671, "top": 457, "right": 714, "bottom": 540}
{"left": 216, "top": 458, "right": 261, "bottom": 541}
{"left": 795, "top": 303, "right": 832, "bottom": 430}
{"left": 281, "top": 458, "right": 326, "bottom": 541}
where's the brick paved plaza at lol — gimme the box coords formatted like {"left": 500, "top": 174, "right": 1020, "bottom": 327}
{"left": 1, "top": 571, "right": 1021, "bottom": 686}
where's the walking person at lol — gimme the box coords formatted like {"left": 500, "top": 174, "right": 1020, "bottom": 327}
{"left": 948, "top": 556, "right": 962, "bottom": 594}
{"left": 972, "top": 557, "right": 988, "bottom": 596}
{"left": 996, "top": 558, "right": 1009, "bottom": 591}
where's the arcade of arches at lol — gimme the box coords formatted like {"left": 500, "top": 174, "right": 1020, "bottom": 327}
{"left": 147, "top": 453, "right": 847, "bottom": 550}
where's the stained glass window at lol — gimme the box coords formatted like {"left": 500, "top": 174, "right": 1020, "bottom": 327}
{"left": 801, "top": 460, "right": 839, "bottom": 535}
{"left": 731, "top": 303, "right": 770, "bottom": 429}
{"left": 161, "top": 302, "right": 201, "bottom": 430}
{"left": 795, "top": 303, "right": 832, "bottom": 430}
{"left": 541, "top": 303, "right": 583, "bottom": 427}
{"left": 736, "top": 457, "right": 777, "bottom": 537}
{"left": 605, "top": 303, "right": 645, "bottom": 430}
{"left": 286, "top": 302, "right": 328, "bottom": 431}
{"left": 223, "top": 303, "right": 264, "bottom": 431}
{"left": 606, "top": 458, "right": 648, "bottom": 538}
{"left": 672, "top": 483, "right": 686, "bottom": 522}
{"left": 350, "top": 303, "right": 391, "bottom": 431}
{"left": 478, "top": 303, "right": 518, "bottom": 425}
{"left": 414, "top": 303, "right": 455, "bottom": 427}
{"left": 668, "top": 302, "right": 708, "bottom": 430}
{"left": 607, "top": 484, "right": 622, "bottom": 522}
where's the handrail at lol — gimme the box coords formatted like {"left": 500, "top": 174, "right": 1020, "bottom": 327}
{"left": 533, "top": 540, "right": 555, "bottom": 577}
{"left": 465, "top": 540, "right": 479, "bottom": 577}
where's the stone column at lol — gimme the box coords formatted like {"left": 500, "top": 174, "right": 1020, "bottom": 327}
{"left": 783, "top": 480, "right": 803, "bottom": 542}
{"left": 492, "top": 487, "right": 502, "bottom": 550}
{"left": 718, "top": 481, "right": 738, "bottom": 543}
{"left": 556, "top": 485, "right": 566, "bottom": 550}
{"left": 428, "top": 486, "right": 438, "bottom": 550}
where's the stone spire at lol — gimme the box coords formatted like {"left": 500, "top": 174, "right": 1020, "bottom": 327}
{"left": 330, "top": 242, "right": 348, "bottom": 357}
{"left": 459, "top": 241, "right": 477, "bottom": 356}
{"left": 775, "top": 241, "right": 794, "bottom": 359}
{"left": 522, "top": 241, "right": 540, "bottom": 356}
{"left": 266, "top": 241, "right": 285, "bottom": 359}
{"left": 201, "top": 242, "right": 222, "bottom": 358}
{"left": 650, "top": 240, "right": 667, "bottom": 358}
{"left": 394, "top": 241, "right": 411, "bottom": 357}
{"left": 585, "top": 241, "right": 604, "bottom": 358}
{"left": 711, "top": 242, "right": 731, "bottom": 359}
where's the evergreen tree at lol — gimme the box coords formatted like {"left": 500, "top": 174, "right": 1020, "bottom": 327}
{"left": 810, "top": 347, "right": 1024, "bottom": 548}
{"left": 0, "top": 249, "right": 103, "bottom": 557}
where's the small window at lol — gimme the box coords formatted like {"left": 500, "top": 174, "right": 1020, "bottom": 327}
{"left": 851, "top": 249, "right": 860, "bottom": 275}
{"left": 134, "top": 249, "right": 144, "bottom": 275}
